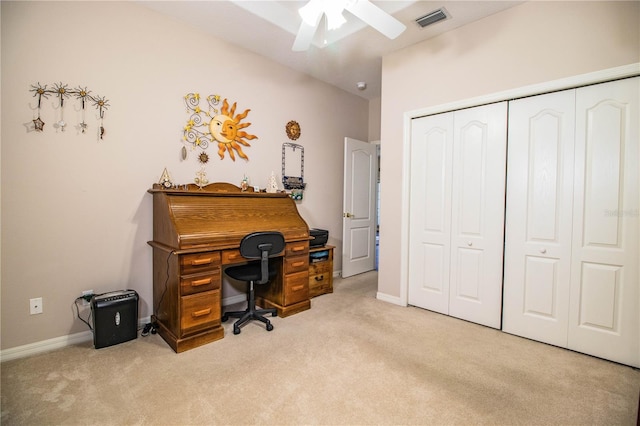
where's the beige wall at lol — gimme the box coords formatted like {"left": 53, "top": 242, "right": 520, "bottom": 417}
{"left": 0, "top": 1, "right": 369, "bottom": 350}
{"left": 368, "top": 96, "right": 381, "bottom": 142}
{"left": 378, "top": 1, "right": 640, "bottom": 300}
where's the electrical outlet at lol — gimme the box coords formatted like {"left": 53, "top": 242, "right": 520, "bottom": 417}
{"left": 30, "top": 297, "right": 43, "bottom": 315}
{"left": 81, "top": 290, "right": 94, "bottom": 306}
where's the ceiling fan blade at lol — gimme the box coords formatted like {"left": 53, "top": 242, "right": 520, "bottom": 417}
{"left": 292, "top": 0, "right": 323, "bottom": 51}
{"left": 292, "top": 20, "right": 318, "bottom": 51}
{"left": 345, "top": 0, "right": 406, "bottom": 40}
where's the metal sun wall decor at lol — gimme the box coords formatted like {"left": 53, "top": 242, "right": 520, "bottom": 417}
{"left": 29, "top": 82, "right": 110, "bottom": 139}
{"left": 182, "top": 93, "right": 257, "bottom": 162}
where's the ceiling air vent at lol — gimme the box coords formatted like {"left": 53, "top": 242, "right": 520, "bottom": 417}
{"left": 415, "top": 8, "right": 448, "bottom": 28}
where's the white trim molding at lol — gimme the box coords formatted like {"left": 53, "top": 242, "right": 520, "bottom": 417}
{"left": 376, "top": 291, "right": 404, "bottom": 306}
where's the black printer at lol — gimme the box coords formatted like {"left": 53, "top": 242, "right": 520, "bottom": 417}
{"left": 309, "top": 228, "right": 328, "bottom": 247}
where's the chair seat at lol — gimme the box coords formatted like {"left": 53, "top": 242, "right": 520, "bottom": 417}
{"left": 225, "top": 262, "right": 278, "bottom": 283}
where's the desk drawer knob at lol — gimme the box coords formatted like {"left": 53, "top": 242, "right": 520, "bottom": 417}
{"left": 192, "top": 308, "right": 211, "bottom": 318}
{"left": 292, "top": 245, "right": 306, "bottom": 252}
{"left": 291, "top": 285, "right": 304, "bottom": 292}
{"left": 314, "top": 275, "right": 324, "bottom": 281}
{"left": 292, "top": 261, "right": 305, "bottom": 267}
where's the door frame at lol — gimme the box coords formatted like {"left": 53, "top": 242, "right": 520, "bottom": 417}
{"left": 396, "top": 63, "right": 640, "bottom": 307}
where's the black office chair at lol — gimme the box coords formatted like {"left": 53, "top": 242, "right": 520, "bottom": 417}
{"left": 222, "top": 231, "right": 285, "bottom": 335}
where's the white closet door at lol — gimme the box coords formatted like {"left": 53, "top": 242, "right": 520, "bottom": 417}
{"left": 409, "top": 103, "right": 507, "bottom": 327}
{"left": 503, "top": 90, "right": 576, "bottom": 346}
{"left": 448, "top": 102, "right": 508, "bottom": 329}
{"left": 408, "top": 112, "right": 454, "bottom": 314}
{"left": 568, "top": 77, "right": 639, "bottom": 367}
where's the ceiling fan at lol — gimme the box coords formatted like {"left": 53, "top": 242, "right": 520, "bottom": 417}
{"left": 292, "top": 0, "right": 407, "bottom": 51}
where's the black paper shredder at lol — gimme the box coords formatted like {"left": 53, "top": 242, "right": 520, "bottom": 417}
{"left": 91, "top": 290, "right": 138, "bottom": 349}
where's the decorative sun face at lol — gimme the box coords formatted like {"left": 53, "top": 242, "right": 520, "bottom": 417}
{"left": 208, "top": 98, "right": 257, "bottom": 161}
{"left": 198, "top": 151, "right": 209, "bottom": 164}
{"left": 183, "top": 94, "right": 258, "bottom": 162}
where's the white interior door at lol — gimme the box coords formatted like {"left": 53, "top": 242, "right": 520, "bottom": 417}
{"left": 448, "top": 102, "right": 507, "bottom": 329}
{"left": 568, "top": 77, "right": 639, "bottom": 367}
{"left": 408, "top": 112, "right": 454, "bottom": 314}
{"left": 503, "top": 89, "right": 576, "bottom": 346}
{"left": 342, "top": 137, "right": 377, "bottom": 278}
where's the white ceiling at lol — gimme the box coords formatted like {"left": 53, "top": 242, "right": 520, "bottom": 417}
{"left": 139, "top": 1, "right": 524, "bottom": 100}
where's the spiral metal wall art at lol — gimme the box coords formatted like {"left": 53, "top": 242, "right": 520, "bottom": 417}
{"left": 182, "top": 93, "right": 257, "bottom": 162}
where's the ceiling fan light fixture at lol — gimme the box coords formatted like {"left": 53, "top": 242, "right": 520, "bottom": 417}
{"left": 325, "top": 5, "right": 347, "bottom": 30}
{"left": 299, "top": 0, "right": 323, "bottom": 26}
{"left": 299, "top": 0, "right": 348, "bottom": 30}
{"left": 293, "top": 0, "right": 405, "bottom": 51}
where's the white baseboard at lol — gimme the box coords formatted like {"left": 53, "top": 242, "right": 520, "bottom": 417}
{"left": 2, "top": 271, "right": 349, "bottom": 362}
{"left": 0, "top": 316, "right": 151, "bottom": 363}
{"left": 376, "top": 292, "right": 405, "bottom": 306}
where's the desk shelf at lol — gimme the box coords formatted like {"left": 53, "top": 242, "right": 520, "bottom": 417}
{"left": 308, "top": 245, "right": 334, "bottom": 298}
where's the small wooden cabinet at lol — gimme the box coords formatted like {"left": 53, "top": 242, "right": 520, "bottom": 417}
{"left": 308, "top": 245, "right": 334, "bottom": 298}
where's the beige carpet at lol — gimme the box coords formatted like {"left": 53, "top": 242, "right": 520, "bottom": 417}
{"left": 2, "top": 271, "right": 639, "bottom": 425}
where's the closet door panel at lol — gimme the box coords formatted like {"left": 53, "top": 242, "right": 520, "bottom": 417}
{"left": 408, "top": 112, "right": 454, "bottom": 314}
{"left": 449, "top": 102, "right": 508, "bottom": 329}
{"left": 503, "top": 90, "right": 576, "bottom": 346}
{"left": 569, "top": 77, "right": 639, "bottom": 367}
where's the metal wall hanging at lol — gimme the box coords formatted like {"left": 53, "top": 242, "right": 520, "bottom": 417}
{"left": 29, "top": 82, "right": 109, "bottom": 138}
{"left": 183, "top": 93, "right": 257, "bottom": 162}
{"left": 282, "top": 142, "right": 306, "bottom": 200}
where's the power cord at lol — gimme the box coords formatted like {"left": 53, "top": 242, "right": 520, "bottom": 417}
{"left": 73, "top": 296, "right": 93, "bottom": 330}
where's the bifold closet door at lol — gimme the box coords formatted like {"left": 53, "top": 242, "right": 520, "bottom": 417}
{"left": 409, "top": 102, "right": 507, "bottom": 328}
{"left": 448, "top": 103, "right": 507, "bottom": 329}
{"left": 408, "top": 112, "right": 454, "bottom": 315}
{"left": 502, "top": 89, "right": 576, "bottom": 347}
{"left": 568, "top": 77, "right": 639, "bottom": 367}
{"left": 504, "top": 77, "right": 639, "bottom": 367}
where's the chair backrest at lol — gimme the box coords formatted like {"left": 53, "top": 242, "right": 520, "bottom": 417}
{"left": 239, "top": 232, "right": 286, "bottom": 284}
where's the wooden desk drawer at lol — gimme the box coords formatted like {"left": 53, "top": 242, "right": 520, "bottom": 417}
{"left": 309, "top": 261, "right": 331, "bottom": 276}
{"left": 283, "top": 271, "right": 309, "bottom": 305}
{"left": 285, "top": 256, "right": 309, "bottom": 274}
{"left": 181, "top": 291, "right": 220, "bottom": 336}
{"left": 222, "top": 249, "right": 245, "bottom": 265}
{"left": 285, "top": 241, "right": 309, "bottom": 258}
{"left": 180, "top": 269, "right": 221, "bottom": 296}
{"left": 180, "top": 252, "right": 221, "bottom": 274}
{"left": 309, "top": 273, "right": 332, "bottom": 297}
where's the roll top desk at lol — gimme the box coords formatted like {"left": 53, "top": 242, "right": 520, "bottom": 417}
{"left": 148, "top": 182, "right": 310, "bottom": 352}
